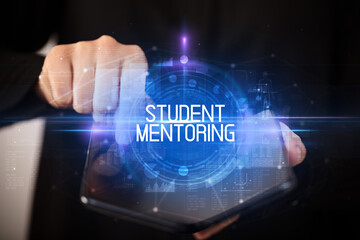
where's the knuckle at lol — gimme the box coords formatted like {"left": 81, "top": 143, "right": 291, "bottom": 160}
{"left": 74, "top": 41, "right": 95, "bottom": 57}
{"left": 129, "top": 44, "right": 142, "bottom": 52}
{"left": 124, "top": 44, "right": 148, "bottom": 68}
{"left": 49, "top": 45, "right": 62, "bottom": 54}
{"left": 45, "top": 44, "right": 72, "bottom": 65}
{"left": 97, "top": 35, "right": 119, "bottom": 48}
{"left": 48, "top": 45, "right": 66, "bottom": 58}
{"left": 129, "top": 44, "right": 145, "bottom": 56}
{"left": 75, "top": 40, "right": 89, "bottom": 51}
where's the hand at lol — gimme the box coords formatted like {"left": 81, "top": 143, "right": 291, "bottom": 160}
{"left": 38, "top": 35, "right": 307, "bottom": 239}
{"left": 193, "top": 123, "right": 306, "bottom": 239}
{"left": 90, "top": 121, "right": 306, "bottom": 239}
{"left": 37, "top": 35, "right": 147, "bottom": 117}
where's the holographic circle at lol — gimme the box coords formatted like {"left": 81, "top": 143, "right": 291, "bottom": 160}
{"left": 180, "top": 55, "right": 189, "bottom": 64}
{"left": 188, "top": 79, "right": 197, "bottom": 87}
{"left": 213, "top": 85, "right": 220, "bottom": 94}
{"left": 120, "top": 61, "right": 245, "bottom": 189}
{"left": 169, "top": 74, "right": 177, "bottom": 83}
{"left": 178, "top": 166, "right": 189, "bottom": 176}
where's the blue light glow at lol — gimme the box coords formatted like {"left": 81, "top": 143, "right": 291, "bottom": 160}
{"left": 178, "top": 166, "right": 189, "bottom": 176}
{"left": 180, "top": 55, "right": 188, "bottom": 64}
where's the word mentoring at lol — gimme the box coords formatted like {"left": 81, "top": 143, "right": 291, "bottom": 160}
{"left": 136, "top": 104, "right": 235, "bottom": 142}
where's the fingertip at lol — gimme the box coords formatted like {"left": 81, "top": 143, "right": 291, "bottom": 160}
{"left": 287, "top": 137, "right": 306, "bottom": 166}
{"left": 192, "top": 215, "right": 239, "bottom": 240}
{"left": 92, "top": 113, "right": 106, "bottom": 122}
{"left": 279, "top": 122, "right": 306, "bottom": 166}
{"left": 193, "top": 232, "right": 208, "bottom": 240}
{"left": 296, "top": 139, "right": 307, "bottom": 165}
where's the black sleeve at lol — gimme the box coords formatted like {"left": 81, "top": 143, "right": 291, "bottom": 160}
{"left": 0, "top": 50, "right": 53, "bottom": 127}
{"left": 0, "top": 0, "right": 61, "bottom": 119}
{"left": 0, "top": 50, "right": 45, "bottom": 112}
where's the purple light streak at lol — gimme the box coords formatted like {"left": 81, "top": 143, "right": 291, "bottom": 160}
{"left": 182, "top": 37, "right": 187, "bottom": 45}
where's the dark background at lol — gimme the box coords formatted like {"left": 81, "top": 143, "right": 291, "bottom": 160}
{"left": 1, "top": 0, "right": 360, "bottom": 239}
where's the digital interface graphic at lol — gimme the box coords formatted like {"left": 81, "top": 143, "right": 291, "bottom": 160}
{"left": 81, "top": 56, "right": 296, "bottom": 226}
{"left": 2, "top": 3, "right": 359, "bottom": 239}
{"left": 127, "top": 61, "right": 243, "bottom": 189}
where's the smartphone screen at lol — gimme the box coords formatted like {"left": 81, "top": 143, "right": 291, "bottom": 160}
{"left": 80, "top": 63, "right": 296, "bottom": 232}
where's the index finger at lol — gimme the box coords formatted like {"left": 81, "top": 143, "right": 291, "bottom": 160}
{"left": 114, "top": 46, "right": 148, "bottom": 145}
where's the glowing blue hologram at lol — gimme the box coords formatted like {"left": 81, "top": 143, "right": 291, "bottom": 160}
{"left": 280, "top": 181, "right": 292, "bottom": 190}
{"left": 180, "top": 55, "right": 188, "bottom": 64}
{"left": 188, "top": 79, "right": 197, "bottom": 88}
{"left": 234, "top": 173, "right": 248, "bottom": 186}
{"left": 144, "top": 163, "right": 160, "bottom": 179}
{"left": 169, "top": 74, "right": 177, "bottom": 83}
{"left": 182, "top": 37, "right": 187, "bottom": 45}
{"left": 119, "top": 61, "right": 246, "bottom": 189}
{"left": 213, "top": 85, "right": 220, "bottom": 94}
{"left": 178, "top": 166, "right": 189, "bottom": 176}
{"left": 154, "top": 59, "right": 173, "bottom": 67}
{"left": 145, "top": 181, "right": 175, "bottom": 192}
{"left": 114, "top": 62, "right": 148, "bottom": 145}
{"left": 205, "top": 178, "right": 213, "bottom": 188}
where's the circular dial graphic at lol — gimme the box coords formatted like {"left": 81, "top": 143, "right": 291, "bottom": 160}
{"left": 119, "top": 61, "right": 245, "bottom": 189}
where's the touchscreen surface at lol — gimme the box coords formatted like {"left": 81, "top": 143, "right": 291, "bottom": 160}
{"left": 81, "top": 62, "right": 295, "bottom": 226}
{"left": 81, "top": 111, "right": 294, "bottom": 225}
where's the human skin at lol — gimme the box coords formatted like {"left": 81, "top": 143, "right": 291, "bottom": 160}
{"left": 36, "top": 35, "right": 306, "bottom": 239}
{"left": 193, "top": 122, "right": 306, "bottom": 239}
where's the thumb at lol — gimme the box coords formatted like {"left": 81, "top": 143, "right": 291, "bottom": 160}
{"left": 279, "top": 122, "right": 306, "bottom": 166}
